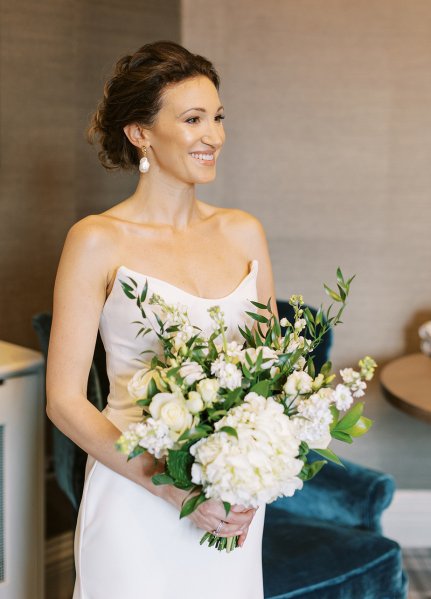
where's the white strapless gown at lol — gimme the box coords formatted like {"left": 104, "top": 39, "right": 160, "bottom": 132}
{"left": 73, "top": 259, "right": 265, "bottom": 599}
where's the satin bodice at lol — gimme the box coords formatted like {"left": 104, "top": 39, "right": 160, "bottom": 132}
{"left": 98, "top": 259, "right": 259, "bottom": 431}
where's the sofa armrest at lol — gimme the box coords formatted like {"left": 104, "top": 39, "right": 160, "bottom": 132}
{"left": 272, "top": 455, "right": 395, "bottom": 533}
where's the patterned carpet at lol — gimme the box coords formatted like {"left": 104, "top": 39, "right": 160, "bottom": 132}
{"left": 403, "top": 548, "right": 431, "bottom": 599}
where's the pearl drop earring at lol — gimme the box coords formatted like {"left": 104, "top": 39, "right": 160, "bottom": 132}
{"left": 139, "top": 146, "right": 150, "bottom": 173}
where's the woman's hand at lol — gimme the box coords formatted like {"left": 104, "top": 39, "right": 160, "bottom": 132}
{"left": 161, "top": 486, "right": 258, "bottom": 547}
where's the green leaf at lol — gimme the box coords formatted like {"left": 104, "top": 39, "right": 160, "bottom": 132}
{"left": 167, "top": 449, "right": 193, "bottom": 484}
{"left": 307, "top": 357, "right": 315, "bottom": 379}
{"left": 127, "top": 445, "right": 146, "bottom": 460}
{"left": 344, "top": 416, "right": 373, "bottom": 437}
{"left": 299, "top": 459, "right": 327, "bottom": 481}
{"left": 152, "top": 473, "right": 174, "bottom": 485}
{"left": 331, "top": 430, "right": 353, "bottom": 443}
{"left": 249, "top": 299, "right": 268, "bottom": 310}
{"left": 323, "top": 284, "right": 342, "bottom": 302}
{"left": 177, "top": 425, "right": 211, "bottom": 442}
{"left": 140, "top": 280, "right": 148, "bottom": 303}
{"left": 320, "top": 360, "right": 332, "bottom": 376}
{"left": 245, "top": 311, "right": 269, "bottom": 324}
{"left": 336, "top": 267, "right": 345, "bottom": 286}
{"left": 335, "top": 402, "right": 364, "bottom": 431}
{"left": 223, "top": 501, "right": 231, "bottom": 517}
{"left": 135, "top": 397, "right": 152, "bottom": 407}
{"left": 180, "top": 491, "right": 207, "bottom": 518}
{"left": 312, "top": 448, "right": 345, "bottom": 467}
{"left": 119, "top": 280, "right": 136, "bottom": 299}
{"left": 219, "top": 426, "right": 238, "bottom": 439}
{"left": 249, "top": 379, "right": 272, "bottom": 398}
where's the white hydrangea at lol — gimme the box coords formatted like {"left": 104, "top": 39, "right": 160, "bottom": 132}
{"left": 190, "top": 393, "right": 304, "bottom": 507}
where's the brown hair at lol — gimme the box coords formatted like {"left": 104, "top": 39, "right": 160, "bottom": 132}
{"left": 87, "top": 40, "right": 220, "bottom": 171}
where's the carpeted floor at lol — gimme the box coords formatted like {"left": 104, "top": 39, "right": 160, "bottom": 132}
{"left": 403, "top": 548, "right": 431, "bottom": 599}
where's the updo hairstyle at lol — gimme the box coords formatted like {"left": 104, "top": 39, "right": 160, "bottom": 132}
{"left": 87, "top": 40, "right": 220, "bottom": 171}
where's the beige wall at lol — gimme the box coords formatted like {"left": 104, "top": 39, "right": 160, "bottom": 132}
{"left": 0, "top": 0, "right": 181, "bottom": 347}
{"left": 182, "top": 0, "right": 431, "bottom": 369}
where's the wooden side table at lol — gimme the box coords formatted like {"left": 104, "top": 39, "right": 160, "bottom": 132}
{"left": 380, "top": 352, "right": 431, "bottom": 424}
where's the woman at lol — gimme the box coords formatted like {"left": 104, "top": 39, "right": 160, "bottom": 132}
{"left": 46, "top": 40, "right": 278, "bottom": 598}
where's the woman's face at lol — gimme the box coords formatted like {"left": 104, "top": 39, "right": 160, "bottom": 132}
{"left": 147, "top": 75, "right": 225, "bottom": 184}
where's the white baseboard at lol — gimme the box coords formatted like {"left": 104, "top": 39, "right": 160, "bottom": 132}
{"left": 381, "top": 490, "right": 431, "bottom": 548}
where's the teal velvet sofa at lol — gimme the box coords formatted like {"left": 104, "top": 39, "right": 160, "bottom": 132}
{"left": 33, "top": 303, "right": 407, "bottom": 598}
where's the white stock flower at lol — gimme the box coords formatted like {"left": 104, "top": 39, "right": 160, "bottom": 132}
{"left": 196, "top": 378, "right": 220, "bottom": 407}
{"left": 333, "top": 384, "right": 353, "bottom": 410}
{"left": 294, "top": 318, "right": 306, "bottom": 333}
{"left": 211, "top": 358, "right": 242, "bottom": 391}
{"left": 283, "top": 371, "right": 313, "bottom": 397}
{"left": 119, "top": 420, "right": 174, "bottom": 459}
{"left": 340, "top": 368, "right": 360, "bottom": 385}
{"left": 215, "top": 340, "right": 244, "bottom": 364}
{"left": 178, "top": 360, "right": 205, "bottom": 386}
{"left": 340, "top": 367, "right": 367, "bottom": 397}
{"left": 290, "top": 417, "right": 332, "bottom": 449}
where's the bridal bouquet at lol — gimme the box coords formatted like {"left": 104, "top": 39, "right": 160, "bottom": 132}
{"left": 115, "top": 268, "right": 376, "bottom": 552}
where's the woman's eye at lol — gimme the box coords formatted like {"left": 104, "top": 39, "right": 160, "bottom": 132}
{"left": 185, "top": 115, "right": 225, "bottom": 124}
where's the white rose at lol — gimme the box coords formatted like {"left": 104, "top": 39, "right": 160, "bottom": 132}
{"left": 196, "top": 378, "right": 220, "bottom": 406}
{"left": 149, "top": 390, "right": 184, "bottom": 418}
{"left": 128, "top": 367, "right": 167, "bottom": 400}
{"left": 179, "top": 360, "right": 206, "bottom": 386}
{"left": 185, "top": 391, "right": 205, "bottom": 414}
{"left": 283, "top": 371, "right": 313, "bottom": 397}
{"left": 160, "top": 399, "right": 192, "bottom": 434}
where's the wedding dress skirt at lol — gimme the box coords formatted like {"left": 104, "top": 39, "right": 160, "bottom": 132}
{"left": 73, "top": 259, "right": 265, "bottom": 599}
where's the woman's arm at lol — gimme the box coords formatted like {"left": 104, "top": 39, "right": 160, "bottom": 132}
{"left": 46, "top": 216, "right": 255, "bottom": 540}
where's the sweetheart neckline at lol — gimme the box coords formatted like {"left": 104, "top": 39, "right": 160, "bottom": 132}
{"left": 105, "top": 259, "right": 258, "bottom": 306}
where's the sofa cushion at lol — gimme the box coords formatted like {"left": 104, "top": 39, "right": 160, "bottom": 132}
{"left": 263, "top": 507, "right": 407, "bottom": 599}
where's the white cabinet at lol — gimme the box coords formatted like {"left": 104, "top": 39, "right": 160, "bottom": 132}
{"left": 0, "top": 340, "right": 44, "bottom": 599}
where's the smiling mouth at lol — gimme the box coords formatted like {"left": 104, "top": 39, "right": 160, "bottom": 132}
{"left": 190, "top": 152, "right": 215, "bottom": 165}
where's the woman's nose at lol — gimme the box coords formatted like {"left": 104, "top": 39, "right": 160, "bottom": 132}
{"left": 202, "top": 123, "right": 224, "bottom": 148}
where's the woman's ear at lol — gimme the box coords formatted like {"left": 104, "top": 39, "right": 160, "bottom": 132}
{"left": 123, "top": 123, "right": 150, "bottom": 149}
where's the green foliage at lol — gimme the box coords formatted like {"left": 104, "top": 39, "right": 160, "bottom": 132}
{"left": 299, "top": 459, "right": 327, "bottom": 481}
{"left": 180, "top": 491, "right": 207, "bottom": 518}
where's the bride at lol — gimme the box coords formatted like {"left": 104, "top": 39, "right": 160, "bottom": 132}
{"left": 46, "top": 40, "right": 278, "bottom": 598}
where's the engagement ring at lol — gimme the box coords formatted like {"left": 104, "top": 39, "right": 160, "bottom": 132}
{"left": 213, "top": 520, "right": 225, "bottom": 536}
